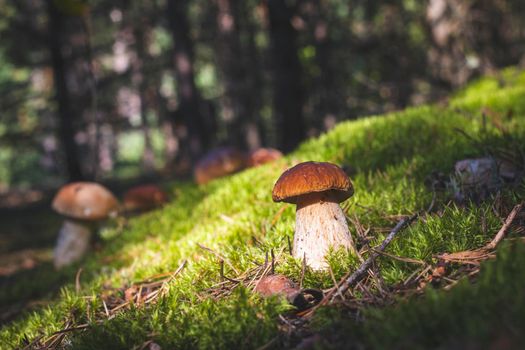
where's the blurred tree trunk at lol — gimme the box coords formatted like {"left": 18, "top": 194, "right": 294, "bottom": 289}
{"left": 46, "top": 0, "right": 84, "bottom": 181}
{"left": 167, "top": 0, "right": 212, "bottom": 166}
{"left": 215, "top": 0, "right": 260, "bottom": 150}
{"left": 310, "top": 0, "right": 337, "bottom": 130}
{"left": 267, "top": 0, "right": 305, "bottom": 152}
{"left": 426, "top": 0, "right": 525, "bottom": 89}
{"left": 243, "top": 2, "right": 265, "bottom": 148}
{"left": 425, "top": 0, "right": 472, "bottom": 88}
{"left": 133, "top": 18, "right": 156, "bottom": 173}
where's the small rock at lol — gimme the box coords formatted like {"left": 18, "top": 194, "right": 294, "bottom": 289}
{"left": 149, "top": 342, "right": 162, "bottom": 350}
{"left": 453, "top": 157, "right": 502, "bottom": 201}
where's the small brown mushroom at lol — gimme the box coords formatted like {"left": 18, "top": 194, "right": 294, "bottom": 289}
{"left": 193, "top": 147, "right": 247, "bottom": 184}
{"left": 272, "top": 161, "right": 355, "bottom": 270}
{"left": 254, "top": 274, "right": 323, "bottom": 310}
{"left": 122, "top": 184, "right": 168, "bottom": 213}
{"left": 247, "top": 148, "right": 283, "bottom": 167}
{"left": 52, "top": 182, "right": 119, "bottom": 268}
{"left": 255, "top": 274, "right": 297, "bottom": 298}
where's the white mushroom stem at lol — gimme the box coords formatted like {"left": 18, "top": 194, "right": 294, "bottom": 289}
{"left": 293, "top": 200, "right": 355, "bottom": 271}
{"left": 54, "top": 220, "right": 93, "bottom": 269}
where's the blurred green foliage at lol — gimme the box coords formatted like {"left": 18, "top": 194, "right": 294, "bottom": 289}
{"left": 1, "top": 0, "right": 523, "bottom": 188}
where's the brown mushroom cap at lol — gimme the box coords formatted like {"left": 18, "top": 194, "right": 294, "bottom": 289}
{"left": 272, "top": 161, "right": 353, "bottom": 204}
{"left": 123, "top": 184, "right": 168, "bottom": 211}
{"left": 194, "top": 147, "right": 247, "bottom": 185}
{"left": 254, "top": 274, "right": 297, "bottom": 298}
{"left": 52, "top": 182, "right": 119, "bottom": 221}
{"left": 247, "top": 148, "right": 283, "bottom": 167}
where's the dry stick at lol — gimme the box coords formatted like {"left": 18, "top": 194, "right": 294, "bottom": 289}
{"left": 252, "top": 247, "right": 286, "bottom": 290}
{"left": 102, "top": 299, "right": 110, "bottom": 317}
{"left": 299, "top": 254, "right": 306, "bottom": 289}
{"left": 245, "top": 265, "right": 266, "bottom": 289}
{"left": 370, "top": 247, "right": 426, "bottom": 265}
{"left": 197, "top": 243, "right": 240, "bottom": 274}
{"left": 31, "top": 262, "right": 188, "bottom": 349}
{"left": 161, "top": 260, "right": 187, "bottom": 288}
{"left": 270, "top": 249, "right": 275, "bottom": 274}
{"left": 484, "top": 202, "right": 523, "bottom": 250}
{"left": 22, "top": 335, "right": 45, "bottom": 350}
{"left": 349, "top": 215, "right": 385, "bottom": 295}
{"left": 136, "top": 284, "right": 144, "bottom": 305}
{"left": 403, "top": 265, "right": 432, "bottom": 287}
{"left": 75, "top": 268, "right": 83, "bottom": 293}
{"left": 248, "top": 247, "right": 286, "bottom": 289}
{"left": 49, "top": 323, "right": 90, "bottom": 335}
{"left": 271, "top": 204, "right": 290, "bottom": 227}
{"left": 327, "top": 264, "right": 345, "bottom": 301}
{"left": 252, "top": 261, "right": 275, "bottom": 291}
{"left": 439, "top": 202, "right": 523, "bottom": 264}
{"left": 219, "top": 260, "right": 240, "bottom": 283}
{"left": 330, "top": 213, "right": 418, "bottom": 303}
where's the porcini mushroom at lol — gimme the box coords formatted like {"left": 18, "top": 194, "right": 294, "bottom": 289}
{"left": 193, "top": 147, "right": 247, "bottom": 185}
{"left": 52, "top": 182, "right": 119, "bottom": 268}
{"left": 272, "top": 161, "right": 355, "bottom": 270}
{"left": 122, "top": 184, "right": 168, "bottom": 214}
{"left": 247, "top": 148, "right": 283, "bottom": 167}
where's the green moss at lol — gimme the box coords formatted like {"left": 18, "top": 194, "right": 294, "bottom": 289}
{"left": 2, "top": 68, "right": 525, "bottom": 349}
{"left": 313, "top": 242, "right": 525, "bottom": 349}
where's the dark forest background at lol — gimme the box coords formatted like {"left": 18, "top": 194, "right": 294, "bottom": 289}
{"left": 1, "top": 0, "right": 524, "bottom": 191}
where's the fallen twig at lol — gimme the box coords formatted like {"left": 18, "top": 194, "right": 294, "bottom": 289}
{"left": 271, "top": 205, "right": 290, "bottom": 227}
{"left": 369, "top": 248, "right": 426, "bottom": 265}
{"left": 438, "top": 202, "right": 523, "bottom": 265}
{"left": 330, "top": 213, "right": 419, "bottom": 303}
{"left": 75, "top": 268, "right": 83, "bottom": 293}
{"left": 484, "top": 202, "right": 523, "bottom": 249}
{"left": 197, "top": 243, "right": 240, "bottom": 274}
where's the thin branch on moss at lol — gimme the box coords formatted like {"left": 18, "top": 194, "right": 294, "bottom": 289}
{"left": 271, "top": 249, "right": 275, "bottom": 274}
{"left": 438, "top": 202, "right": 524, "bottom": 265}
{"left": 299, "top": 254, "right": 306, "bottom": 289}
{"left": 220, "top": 259, "right": 241, "bottom": 283}
{"left": 75, "top": 268, "right": 83, "bottom": 293}
{"left": 197, "top": 243, "right": 240, "bottom": 274}
{"left": 271, "top": 204, "right": 290, "bottom": 227}
{"left": 330, "top": 213, "right": 419, "bottom": 303}
{"left": 402, "top": 265, "right": 432, "bottom": 287}
{"left": 327, "top": 264, "right": 345, "bottom": 301}
{"left": 485, "top": 202, "right": 523, "bottom": 249}
{"left": 369, "top": 248, "right": 426, "bottom": 265}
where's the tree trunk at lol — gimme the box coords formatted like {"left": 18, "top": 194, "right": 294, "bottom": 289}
{"left": 243, "top": 1, "right": 265, "bottom": 149}
{"left": 267, "top": 0, "right": 305, "bottom": 152}
{"left": 46, "top": 0, "right": 84, "bottom": 181}
{"left": 425, "top": 0, "right": 476, "bottom": 88}
{"left": 133, "top": 19, "right": 156, "bottom": 173}
{"left": 215, "top": 0, "right": 260, "bottom": 150}
{"left": 310, "top": 0, "right": 338, "bottom": 131}
{"left": 167, "top": 0, "right": 212, "bottom": 163}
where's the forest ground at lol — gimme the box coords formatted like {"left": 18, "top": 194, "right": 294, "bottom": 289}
{"left": 1, "top": 68, "right": 525, "bottom": 349}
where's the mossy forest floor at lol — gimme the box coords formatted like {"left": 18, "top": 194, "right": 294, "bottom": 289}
{"left": 2, "top": 68, "right": 525, "bottom": 349}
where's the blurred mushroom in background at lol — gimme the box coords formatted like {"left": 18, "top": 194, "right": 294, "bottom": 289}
{"left": 247, "top": 148, "right": 283, "bottom": 167}
{"left": 193, "top": 147, "right": 247, "bottom": 184}
{"left": 122, "top": 184, "right": 168, "bottom": 214}
{"left": 52, "top": 182, "right": 119, "bottom": 269}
